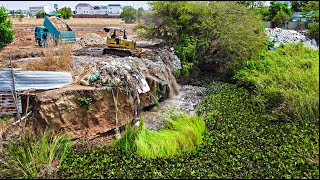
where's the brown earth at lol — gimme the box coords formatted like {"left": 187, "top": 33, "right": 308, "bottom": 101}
{"left": 0, "top": 17, "right": 139, "bottom": 68}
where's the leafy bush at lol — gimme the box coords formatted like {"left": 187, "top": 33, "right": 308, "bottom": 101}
{"left": 0, "top": 7, "right": 14, "bottom": 50}
{"left": 308, "top": 22, "right": 319, "bottom": 43}
{"left": 120, "top": 7, "right": 138, "bottom": 23}
{"left": 269, "top": 1, "right": 292, "bottom": 21}
{"left": 0, "top": 130, "right": 73, "bottom": 178}
{"left": 135, "top": 1, "right": 266, "bottom": 75}
{"left": 57, "top": 7, "right": 72, "bottom": 19}
{"left": 173, "top": 34, "right": 197, "bottom": 76}
{"left": 271, "top": 10, "right": 291, "bottom": 28}
{"left": 79, "top": 97, "right": 93, "bottom": 111}
{"left": 232, "top": 43, "right": 319, "bottom": 122}
{"left": 113, "top": 113, "right": 205, "bottom": 158}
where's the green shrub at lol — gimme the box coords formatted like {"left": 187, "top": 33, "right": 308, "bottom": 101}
{"left": 79, "top": 97, "right": 93, "bottom": 111}
{"left": 120, "top": 7, "right": 138, "bottom": 23}
{"left": 308, "top": 22, "right": 319, "bottom": 43}
{"left": 0, "top": 7, "right": 14, "bottom": 50}
{"left": 0, "top": 130, "right": 73, "bottom": 178}
{"left": 271, "top": 10, "right": 290, "bottom": 28}
{"left": 135, "top": 1, "right": 267, "bottom": 75}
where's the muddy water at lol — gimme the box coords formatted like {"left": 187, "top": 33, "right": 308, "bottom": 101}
{"left": 140, "top": 85, "right": 207, "bottom": 131}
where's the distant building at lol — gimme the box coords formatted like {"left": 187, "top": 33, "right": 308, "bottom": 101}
{"left": 7, "top": 9, "right": 29, "bottom": 17}
{"left": 75, "top": 3, "right": 92, "bottom": 14}
{"left": 107, "top": 4, "right": 122, "bottom": 16}
{"left": 74, "top": 3, "right": 123, "bottom": 18}
{"left": 29, "top": 5, "right": 50, "bottom": 16}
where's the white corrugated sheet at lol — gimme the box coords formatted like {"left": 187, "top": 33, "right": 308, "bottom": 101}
{"left": 0, "top": 70, "right": 73, "bottom": 91}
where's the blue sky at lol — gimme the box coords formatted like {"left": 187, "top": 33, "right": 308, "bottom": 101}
{"left": 0, "top": 1, "right": 151, "bottom": 11}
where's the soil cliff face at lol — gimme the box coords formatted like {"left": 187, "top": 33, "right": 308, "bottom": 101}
{"left": 30, "top": 82, "right": 170, "bottom": 140}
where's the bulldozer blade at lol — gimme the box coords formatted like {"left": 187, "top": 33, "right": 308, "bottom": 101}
{"left": 103, "top": 48, "right": 132, "bottom": 57}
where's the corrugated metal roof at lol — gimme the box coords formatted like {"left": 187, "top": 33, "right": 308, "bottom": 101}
{"left": 0, "top": 70, "right": 73, "bottom": 91}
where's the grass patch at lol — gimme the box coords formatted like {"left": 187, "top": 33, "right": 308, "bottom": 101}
{"left": 232, "top": 42, "right": 319, "bottom": 121}
{"left": 113, "top": 113, "right": 206, "bottom": 159}
{"left": 0, "top": 115, "right": 11, "bottom": 123}
{"left": 0, "top": 129, "right": 73, "bottom": 179}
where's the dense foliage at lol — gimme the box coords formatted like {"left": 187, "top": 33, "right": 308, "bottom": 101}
{"left": 135, "top": 1, "right": 267, "bottom": 75}
{"left": 0, "top": 7, "right": 14, "bottom": 50}
{"left": 120, "top": 7, "right": 138, "bottom": 23}
{"left": 290, "top": 1, "right": 309, "bottom": 12}
{"left": 233, "top": 43, "right": 319, "bottom": 122}
{"left": 301, "top": 1, "right": 319, "bottom": 43}
{"left": 57, "top": 7, "right": 72, "bottom": 19}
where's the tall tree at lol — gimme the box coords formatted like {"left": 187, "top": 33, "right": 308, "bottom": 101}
{"left": 120, "top": 7, "right": 138, "bottom": 23}
{"left": 290, "top": 1, "right": 309, "bottom": 12}
{"left": 57, "top": 6, "right": 72, "bottom": 19}
{"left": 54, "top": 4, "right": 58, "bottom": 12}
{"left": 0, "top": 7, "right": 15, "bottom": 50}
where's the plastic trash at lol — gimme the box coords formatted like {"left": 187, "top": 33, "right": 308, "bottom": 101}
{"left": 89, "top": 72, "right": 100, "bottom": 82}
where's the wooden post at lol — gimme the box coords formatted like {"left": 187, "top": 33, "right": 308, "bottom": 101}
{"left": 9, "top": 51, "right": 21, "bottom": 120}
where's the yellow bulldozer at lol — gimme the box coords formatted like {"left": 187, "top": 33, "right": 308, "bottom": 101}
{"left": 102, "top": 27, "right": 137, "bottom": 57}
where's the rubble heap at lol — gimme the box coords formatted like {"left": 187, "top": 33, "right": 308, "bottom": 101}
{"left": 264, "top": 28, "right": 318, "bottom": 49}
{"left": 73, "top": 33, "right": 106, "bottom": 50}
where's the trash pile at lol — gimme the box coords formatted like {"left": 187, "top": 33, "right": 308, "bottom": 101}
{"left": 73, "top": 33, "right": 106, "bottom": 50}
{"left": 134, "top": 48, "right": 182, "bottom": 72}
{"left": 264, "top": 28, "right": 318, "bottom": 49}
{"left": 89, "top": 55, "right": 180, "bottom": 100}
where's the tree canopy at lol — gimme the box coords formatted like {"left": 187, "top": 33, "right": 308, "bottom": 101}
{"left": 0, "top": 7, "right": 14, "bottom": 50}
{"left": 57, "top": 7, "right": 72, "bottom": 19}
{"left": 135, "top": 1, "right": 266, "bottom": 75}
{"left": 120, "top": 7, "right": 138, "bottom": 23}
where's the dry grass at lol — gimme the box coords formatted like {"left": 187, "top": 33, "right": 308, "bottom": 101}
{"left": 23, "top": 39, "right": 73, "bottom": 72}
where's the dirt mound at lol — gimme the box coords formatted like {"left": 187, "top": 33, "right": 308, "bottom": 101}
{"left": 9, "top": 29, "right": 33, "bottom": 46}
{"left": 48, "top": 17, "right": 70, "bottom": 32}
{"left": 74, "top": 33, "right": 105, "bottom": 50}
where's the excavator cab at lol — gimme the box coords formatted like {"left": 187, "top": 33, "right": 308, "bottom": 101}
{"left": 102, "top": 27, "right": 136, "bottom": 56}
